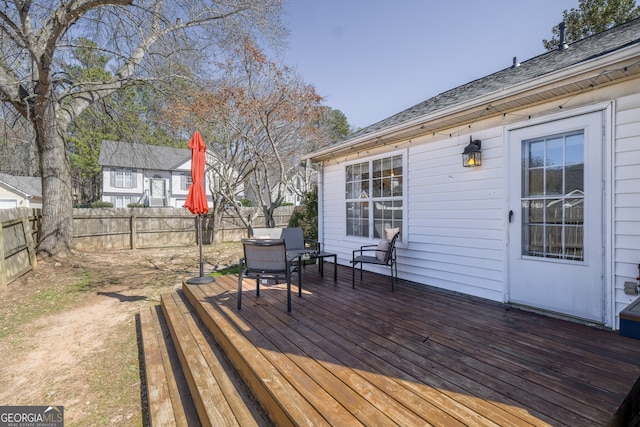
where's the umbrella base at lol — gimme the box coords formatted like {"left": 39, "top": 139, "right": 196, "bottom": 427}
{"left": 186, "top": 275, "right": 216, "bottom": 285}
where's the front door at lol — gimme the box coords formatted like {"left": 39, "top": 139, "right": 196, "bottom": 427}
{"left": 149, "top": 179, "right": 166, "bottom": 207}
{"left": 508, "top": 112, "right": 604, "bottom": 323}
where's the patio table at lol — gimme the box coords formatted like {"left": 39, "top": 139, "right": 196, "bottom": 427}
{"left": 288, "top": 250, "right": 337, "bottom": 296}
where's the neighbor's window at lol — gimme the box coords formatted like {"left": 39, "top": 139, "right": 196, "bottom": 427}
{"left": 114, "top": 195, "right": 136, "bottom": 208}
{"left": 113, "top": 169, "right": 136, "bottom": 189}
{"left": 521, "top": 131, "right": 584, "bottom": 261}
{"left": 180, "top": 173, "right": 192, "bottom": 191}
{"left": 345, "top": 154, "right": 403, "bottom": 240}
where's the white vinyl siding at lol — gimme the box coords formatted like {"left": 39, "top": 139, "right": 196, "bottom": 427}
{"left": 316, "top": 76, "right": 639, "bottom": 329}
{"left": 322, "top": 138, "right": 505, "bottom": 303}
{"left": 613, "top": 92, "right": 640, "bottom": 327}
{"left": 406, "top": 131, "right": 505, "bottom": 302}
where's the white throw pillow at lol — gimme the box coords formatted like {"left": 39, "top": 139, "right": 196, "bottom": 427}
{"left": 376, "top": 238, "right": 390, "bottom": 261}
{"left": 385, "top": 227, "right": 399, "bottom": 240}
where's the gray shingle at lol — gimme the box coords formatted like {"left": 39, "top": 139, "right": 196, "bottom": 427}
{"left": 98, "top": 140, "right": 190, "bottom": 170}
{"left": 334, "top": 17, "right": 640, "bottom": 145}
{"left": 0, "top": 172, "right": 42, "bottom": 197}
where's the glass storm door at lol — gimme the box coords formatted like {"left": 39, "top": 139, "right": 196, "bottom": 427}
{"left": 508, "top": 112, "right": 604, "bottom": 323}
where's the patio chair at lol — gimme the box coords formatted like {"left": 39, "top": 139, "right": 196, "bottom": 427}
{"left": 237, "top": 239, "right": 294, "bottom": 312}
{"left": 281, "top": 227, "right": 320, "bottom": 257}
{"left": 351, "top": 231, "right": 400, "bottom": 291}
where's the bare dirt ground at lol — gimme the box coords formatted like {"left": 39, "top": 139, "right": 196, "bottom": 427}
{"left": 0, "top": 242, "right": 244, "bottom": 427}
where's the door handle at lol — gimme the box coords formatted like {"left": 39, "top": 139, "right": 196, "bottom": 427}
{"left": 509, "top": 210, "right": 514, "bottom": 223}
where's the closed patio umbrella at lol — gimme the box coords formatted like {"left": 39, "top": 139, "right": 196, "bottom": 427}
{"left": 185, "top": 131, "right": 214, "bottom": 284}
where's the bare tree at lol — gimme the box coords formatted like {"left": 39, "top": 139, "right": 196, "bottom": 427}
{"left": 0, "top": 0, "right": 283, "bottom": 255}
{"left": 163, "top": 38, "right": 328, "bottom": 235}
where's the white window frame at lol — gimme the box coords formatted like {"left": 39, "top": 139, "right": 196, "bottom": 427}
{"left": 345, "top": 150, "right": 406, "bottom": 241}
{"left": 114, "top": 169, "right": 135, "bottom": 189}
{"left": 114, "top": 195, "right": 136, "bottom": 208}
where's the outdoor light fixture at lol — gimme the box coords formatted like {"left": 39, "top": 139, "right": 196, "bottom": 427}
{"left": 462, "top": 136, "right": 482, "bottom": 167}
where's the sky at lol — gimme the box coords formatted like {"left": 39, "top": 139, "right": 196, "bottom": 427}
{"left": 281, "top": 1, "right": 579, "bottom": 130}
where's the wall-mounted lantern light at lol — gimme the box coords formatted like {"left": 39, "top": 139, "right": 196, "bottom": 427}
{"left": 462, "top": 136, "right": 482, "bottom": 167}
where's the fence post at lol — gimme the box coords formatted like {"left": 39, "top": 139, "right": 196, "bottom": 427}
{"left": 0, "top": 224, "right": 6, "bottom": 291}
{"left": 130, "top": 214, "right": 137, "bottom": 250}
{"left": 21, "top": 216, "right": 37, "bottom": 270}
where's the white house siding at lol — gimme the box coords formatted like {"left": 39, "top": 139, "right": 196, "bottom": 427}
{"left": 405, "top": 129, "right": 505, "bottom": 302}
{"left": 320, "top": 87, "right": 640, "bottom": 327}
{"left": 320, "top": 127, "right": 506, "bottom": 303}
{"left": 613, "top": 92, "right": 640, "bottom": 328}
{"left": 0, "top": 186, "right": 22, "bottom": 207}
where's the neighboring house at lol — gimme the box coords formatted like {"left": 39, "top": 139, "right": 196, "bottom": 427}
{"left": 0, "top": 173, "right": 42, "bottom": 209}
{"left": 99, "top": 140, "right": 212, "bottom": 209}
{"left": 304, "top": 19, "right": 640, "bottom": 331}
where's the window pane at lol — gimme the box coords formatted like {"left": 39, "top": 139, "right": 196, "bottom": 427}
{"left": 565, "top": 198, "right": 583, "bottom": 224}
{"left": 346, "top": 202, "right": 369, "bottom": 237}
{"left": 373, "top": 200, "right": 402, "bottom": 239}
{"left": 545, "top": 199, "right": 563, "bottom": 224}
{"left": 565, "top": 133, "right": 583, "bottom": 164}
{"left": 565, "top": 164, "right": 583, "bottom": 194}
{"left": 545, "top": 137, "right": 563, "bottom": 166}
{"left": 346, "top": 162, "right": 369, "bottom": 199}
{"left": 527, "top": 169, "right": 544, "bottom": 196}
{"left": 545, "top": 167, "right": 563, "bottom": 195}
{"left": 528, "top": 141, "right": 544, "bottom": 167}
{"left": 521, "top": 132, "right": 584, "bottom": 261}
{"left": 564, "top": 225, "right": 584, "bottom": 260}
{"left": 546, "top": 225, "right": 563, "bottom": 258}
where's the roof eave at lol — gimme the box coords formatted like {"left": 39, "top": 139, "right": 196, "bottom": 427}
{"left": 304, "top": 43, "right": 640, "bottom": 162}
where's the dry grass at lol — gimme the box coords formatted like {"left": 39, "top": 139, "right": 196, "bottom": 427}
{"left": 0, "top": 242, "right": 244, "bottom": 426}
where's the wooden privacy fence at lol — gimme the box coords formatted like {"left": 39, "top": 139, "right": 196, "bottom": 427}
{"left": 0, "top": 208, "right": 39, "bottom": 291}
{"left": 0, "top": 206, "right": 295, "bottom": 289}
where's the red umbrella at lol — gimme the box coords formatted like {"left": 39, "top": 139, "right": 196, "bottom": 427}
{"left": 184, "top": 131, "right": 209, "bottom": 215}
{"left": 184, "top": 131, "right": 214, "bottom": 284}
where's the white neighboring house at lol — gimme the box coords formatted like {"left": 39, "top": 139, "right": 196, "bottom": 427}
{"left": 99, "top": 140, "right": 213, "bottom": 209}
{"left": 304, "top": 19, "right": 640, "bottom": 330}
{"left": 0, "top": 173, "right": 43, "bottom": 209}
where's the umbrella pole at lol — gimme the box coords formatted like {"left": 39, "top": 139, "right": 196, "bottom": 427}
{"left": 186, "top": 214, "right": 214, "bottom": 285}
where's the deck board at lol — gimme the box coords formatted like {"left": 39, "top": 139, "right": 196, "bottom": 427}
{"left": 183, "top": 263, "right": 640, "bottom": 426}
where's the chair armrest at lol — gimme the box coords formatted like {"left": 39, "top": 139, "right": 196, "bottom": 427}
{"left": 352, "top": 245, "right": 378, "bottom": 257}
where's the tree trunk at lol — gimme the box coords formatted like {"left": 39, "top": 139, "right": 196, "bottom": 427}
{"left": 35, "top": 95, "right": 73, "bottom": 256}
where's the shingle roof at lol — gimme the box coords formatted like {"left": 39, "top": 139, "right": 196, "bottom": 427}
{"left": 333, "top": 17, "right": 640, "bottom": 146}
{"left": 0, "top": 172, "right": 42, "bottom": 197}
{"left": 98, "top": 140, "right": 190, "bottom": 170}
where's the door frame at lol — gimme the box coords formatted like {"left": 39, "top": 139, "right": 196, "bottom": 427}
{"left": 502, "top": 102, "right": 614, "bottom": 328}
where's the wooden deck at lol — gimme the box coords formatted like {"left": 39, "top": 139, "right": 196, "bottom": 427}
{"left": 140, "top": 262, "right": 640, "bottom": 426}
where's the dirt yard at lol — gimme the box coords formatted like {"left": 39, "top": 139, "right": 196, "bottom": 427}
{"left": 0, "top": 242, "right": 244, "bottom": 427}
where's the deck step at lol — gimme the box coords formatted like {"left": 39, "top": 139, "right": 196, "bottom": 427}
{"left": 183, "top": 279, "right": 369, "bottom": 427}
{"left": 139, "top": 305, "right": 199, "bottom": 427}
{"left": 159, "top": 290, "right": 270, "bottom": 427}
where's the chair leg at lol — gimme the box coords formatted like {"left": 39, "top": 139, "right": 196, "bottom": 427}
{"left": 390, "top": 264, "right": 394, "bottom": 292}
{"left": 391, "top": 261, "right": 397, "bottom": 292}
{"left": 287, "top": 279, "right": 291, "bottom": 312}
{"left": 351, "top": 261, "right": 356, "bottom": 288}
{"left": 256, "top": 277, "right": 260, "bottom": 297}
{"left": 237, "top": 270, "right": 243, "bottom": 310}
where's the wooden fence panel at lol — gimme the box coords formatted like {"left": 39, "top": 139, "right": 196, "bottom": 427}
{"left": 1, "top": 206, "right": 296, "bottom": 288}
{"left": 0, "top": 208, "right": 38, "bottom": 290}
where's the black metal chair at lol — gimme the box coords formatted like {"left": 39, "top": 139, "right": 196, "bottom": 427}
{"left": 237, "top": 238, "right": 294, "bottom": 312}
{"left": 351, "top": 231, "right": 400, "bottom": 291}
